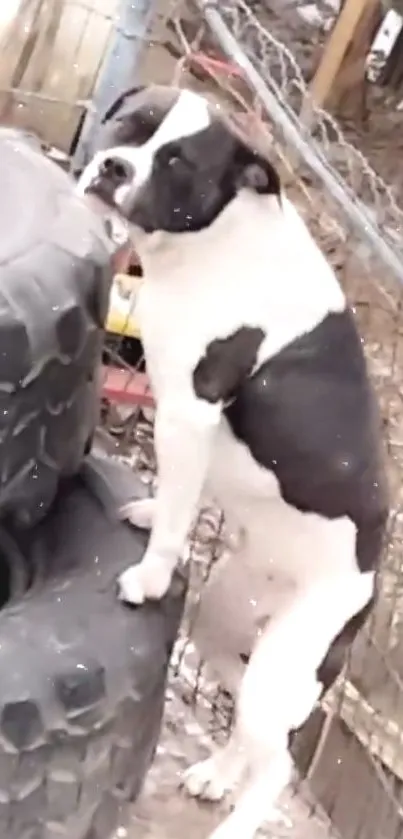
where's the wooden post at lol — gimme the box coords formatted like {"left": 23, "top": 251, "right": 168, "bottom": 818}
{"left": 328, "top": 0, "right": 382, "bottom": 119}
{"left": 301, "top": 0, "right": 380, "bottom": 125}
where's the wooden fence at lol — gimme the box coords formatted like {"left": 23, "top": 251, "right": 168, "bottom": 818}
{"left": 0, "top": 0, "right": 118, "bottom": 151}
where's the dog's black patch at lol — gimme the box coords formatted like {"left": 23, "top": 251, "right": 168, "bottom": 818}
{"left": 96, "top": 85, "right": 181, "bottom": 153}
{"left": 223, "top": 309, "right": 388, "bottom": 573}
{"left": 126, "top": 120, "right": 281, "bottom": 234}
{"left": 193, "top": 327, "right": 265, "bottom": 404}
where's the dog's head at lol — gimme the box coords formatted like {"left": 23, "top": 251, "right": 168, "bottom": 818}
{"left": 76, "top": 85, "right": 281, "bottom": 236}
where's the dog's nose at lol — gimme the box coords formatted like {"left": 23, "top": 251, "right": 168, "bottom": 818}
{"left": 99, "top": 156, "right": 134, "bottom": 185}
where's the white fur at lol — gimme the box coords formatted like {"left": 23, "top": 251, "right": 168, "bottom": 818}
{"left": 78, "top": 92, "right": 375, "bottom": 838}
{"left": 117, "top": 189, "right": 347, "bottom": 601}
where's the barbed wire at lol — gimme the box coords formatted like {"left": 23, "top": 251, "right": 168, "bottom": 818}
{"left": 178, "top": 0, "right": 403, "bottom": 293}
{"left": 163, "top": 0, "right": 396, "bottom": 311}
{"left": 214, "top": 0, "right": 401, "bottom": 217}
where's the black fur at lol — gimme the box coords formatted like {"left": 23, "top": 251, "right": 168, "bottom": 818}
{"left": 126, "top": 121, "right": 281, "bottom": 234}
{"left": 225, "top": 310, "right": 388, "bottom": 573}
{"left": 193, "top": 327, "right": 265, "bottom": 404}
{"left": 193, "top": 310, "right": 388, "bottom": 575}
{"left": 96, "top": 85, "right": 180, "bottom": 153}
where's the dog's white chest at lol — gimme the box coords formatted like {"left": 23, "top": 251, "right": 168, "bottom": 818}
{"left": 136, "top": 273, "right": 246, "bottom": 400}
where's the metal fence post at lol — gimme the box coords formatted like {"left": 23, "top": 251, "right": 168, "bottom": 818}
{"left": 72, "top": 0, "right": 158, "bottom": 172}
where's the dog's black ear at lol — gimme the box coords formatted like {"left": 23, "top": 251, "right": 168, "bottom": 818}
{"left": 236, "top": 155, "right": 281, "bottom": 196}
{"left": 101, "top": 86, "right": 145, "bottom": 125}
{"left": 225, "top": 115, "right": 281, "bottom": 196}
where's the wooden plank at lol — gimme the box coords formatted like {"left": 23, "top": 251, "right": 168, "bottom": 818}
{"left": 322, "top": 679, "right": 403, "bottom": 782}
{"left": 0, "top": 0, "right": 117, "bottom": 149}
{"left": 300, "top": 0, "right": 378, "bottom": 123}
{"left": 297, "top": 708, "right": 403, "bottom": 839}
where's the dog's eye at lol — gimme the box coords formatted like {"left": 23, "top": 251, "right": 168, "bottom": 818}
{"left": 167, "top": 154, "right": 180, "bottom": 167}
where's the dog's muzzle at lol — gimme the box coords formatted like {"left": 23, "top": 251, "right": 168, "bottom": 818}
{"left": 77, "top": 154, "right": 135, "bottom": 209}
{"left": 98, "top": 156, "right": 134, "bottom": 189}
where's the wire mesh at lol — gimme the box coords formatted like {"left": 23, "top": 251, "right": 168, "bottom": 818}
{"left": 97, "top": 2, "right": 403, "bottom": 838}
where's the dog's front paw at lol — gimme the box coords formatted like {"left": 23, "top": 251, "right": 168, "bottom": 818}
{"left": 118, "top": 498, "right": 155, "bottom": 530}
{"left": 118, "top": 554, "right": 173, "bottom": 604}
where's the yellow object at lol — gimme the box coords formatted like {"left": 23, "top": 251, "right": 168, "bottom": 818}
{"left": 105, "top": 273, "right": 142, "bottom": 339}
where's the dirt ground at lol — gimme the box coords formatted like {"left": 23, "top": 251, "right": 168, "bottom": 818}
{"left": 120, "top": 682, "right": 333, "bottom": 839}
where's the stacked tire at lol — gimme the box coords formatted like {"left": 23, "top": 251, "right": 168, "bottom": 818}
{"left": 0, "top": 128, "right": 115, "bottom": 528}
{"left": 0, "top": 129, "right": 185, "bottom": 839}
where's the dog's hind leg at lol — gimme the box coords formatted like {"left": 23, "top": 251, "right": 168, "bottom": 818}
{"left": 185, "top": 569, "right": 374, "bottom": 839}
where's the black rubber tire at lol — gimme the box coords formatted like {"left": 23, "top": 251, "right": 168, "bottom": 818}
{"left": 0, "top": 456, "right": 186, "bottom": 839}
{"left": 0, "top": 128, "right": 116, "bottom": 528}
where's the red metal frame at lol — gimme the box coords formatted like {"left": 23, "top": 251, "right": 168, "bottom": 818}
{"left": 102, "top": 365, "right": 155, "bottom": 408}
{"left": 190, "top": 52, "right": 242, "bottom": 77}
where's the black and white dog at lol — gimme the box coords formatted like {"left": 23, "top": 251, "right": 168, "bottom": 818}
{"left": 77, "top": 84, "right": 388, "bottom": 839}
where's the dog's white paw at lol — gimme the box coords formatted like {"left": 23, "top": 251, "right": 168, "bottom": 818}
{"left": 119, "top": 498, "right": 155, "bottom": 530}
{"left": 118, "top": 555, "right": 173, "bottom": 604}
{"left": 182, "top": 758, "right": 231, "bottom": 802}
{"left": 118, "top": 565, "right": 148, "bottom": 605}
